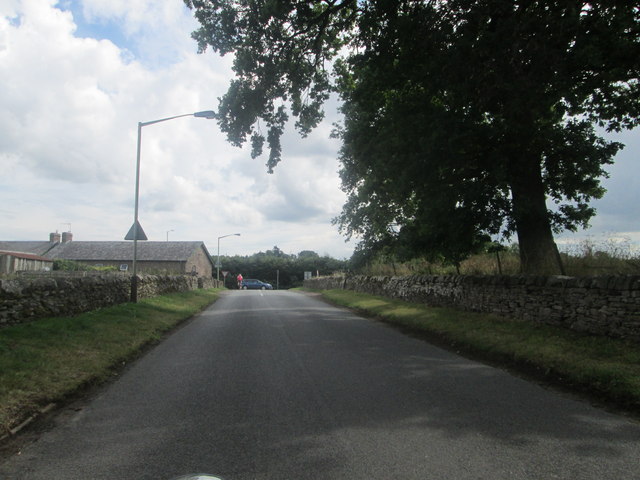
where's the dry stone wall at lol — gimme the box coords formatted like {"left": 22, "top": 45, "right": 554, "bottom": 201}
{"left": 304, "top": 274, "right": 640, "bottom": 341}
{"left": 0, "top": 273, "right": 221, "bottom": 327}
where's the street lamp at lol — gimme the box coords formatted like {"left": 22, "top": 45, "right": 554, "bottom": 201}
{"left": 166, "top": 229, "right": 174, "bottom": 241}
{"left": 217, "top": 233, "right": 241, "bottom": 282}
{"left": 130, "top": 110, "right": 215, "bottom": 302}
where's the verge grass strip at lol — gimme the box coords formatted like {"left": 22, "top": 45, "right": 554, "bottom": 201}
{"left": 0, "top": 289, "right": 220, "bottom": 435}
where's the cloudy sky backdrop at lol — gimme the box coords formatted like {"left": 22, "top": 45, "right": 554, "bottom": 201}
{"left": 1, "top": 0, "right": 638, "bottom": 260}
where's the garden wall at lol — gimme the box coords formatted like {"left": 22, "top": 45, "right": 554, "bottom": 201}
{"left": 304, "top": 274, "right": 640, "bottom": 341}
{"left": 0, "top": 273, "right": 220, "bottom": 327}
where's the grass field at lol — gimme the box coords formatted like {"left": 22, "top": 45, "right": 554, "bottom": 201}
{"left": 317, "top": 288, "right": 640, "bottom": 417}
{"left": 0, "top": 289, "right": 221, "bottom": 436}
{"left": 359, "top": 236, "right": 640, "bottom": 276}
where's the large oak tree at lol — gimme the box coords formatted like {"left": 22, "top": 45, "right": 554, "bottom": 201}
{"left": 185, "top": 0, "right": 639, "bottom": 274}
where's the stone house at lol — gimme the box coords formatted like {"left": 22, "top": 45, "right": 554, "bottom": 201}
{"left": 46, "top": 241, "right": 214, "bottom": 277}
{"left": 0, "top": 233, "right": 214, "bottom": 277}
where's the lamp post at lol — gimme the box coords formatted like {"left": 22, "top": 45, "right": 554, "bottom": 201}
{"left": 130, "top": 110, "right": 215, "bottom": 303}
{"left": 166, "top": 229, "right": 174, "bottom": 241}
{"left": 217, "top": 233, "right": 241, "bottom": 282}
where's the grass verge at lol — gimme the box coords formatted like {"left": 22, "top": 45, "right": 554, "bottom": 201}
{"left": 317, "top": 289, "right": 640, "bottom": 416}
{"left": 0, "top": 288, "right": 221, "bottom": 436}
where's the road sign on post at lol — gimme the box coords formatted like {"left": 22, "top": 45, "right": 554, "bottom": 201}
{"left": 125, "top": 221, "right": 148, "bottom": 241}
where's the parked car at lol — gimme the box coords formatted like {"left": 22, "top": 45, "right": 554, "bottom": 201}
{"left": 241, "top": 279, "right": 273, "bottom": 290}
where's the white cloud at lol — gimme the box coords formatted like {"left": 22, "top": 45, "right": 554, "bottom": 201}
{"left": 556, "top": 128, "right": 640, "bottom": 249}
{"left": 0, "top": 0, "right": 353, "bottom": 259}
{"left": 1, "top": 0, "right": 144, "bottom": 183}
{"left": 72, "top": 0, "right": 211, "bottom": 68}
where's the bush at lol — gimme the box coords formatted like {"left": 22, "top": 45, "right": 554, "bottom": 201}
{"left": 53, "top": 259, "right": 116, "bottom": 272}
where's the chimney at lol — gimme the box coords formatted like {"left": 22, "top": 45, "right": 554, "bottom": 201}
{"left": 61, "top": 231, "right": 73, "bottom": 243}
{"left": 50, "top": 232, "right": 61, "bottom": 243}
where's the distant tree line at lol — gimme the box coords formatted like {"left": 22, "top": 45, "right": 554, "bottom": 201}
{"left": 216, "top": 246, "right": 347, "bottom": 289}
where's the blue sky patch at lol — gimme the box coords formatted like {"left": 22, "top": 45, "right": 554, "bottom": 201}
{"left": 7, "top": 14, "right": 22, "bottom": 27}
{"left": 57, "top": 1, "right": 132, "bottom": 54}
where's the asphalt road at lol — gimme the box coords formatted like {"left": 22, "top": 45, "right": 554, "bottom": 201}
{"left": 1, "top": 290, "right": 640, "bottom": 480}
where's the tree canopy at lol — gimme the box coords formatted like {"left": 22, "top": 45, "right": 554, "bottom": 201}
{"left": 186, "top": 0, "right": 640, "bottom": 274}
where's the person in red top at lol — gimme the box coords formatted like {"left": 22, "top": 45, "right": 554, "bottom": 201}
{"left": 237, "top": 273, "right": 243, "bottom": 289}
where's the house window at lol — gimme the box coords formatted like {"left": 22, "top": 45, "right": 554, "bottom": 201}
{"left": 119, "top": 264, "right": 129, "bottom": 271}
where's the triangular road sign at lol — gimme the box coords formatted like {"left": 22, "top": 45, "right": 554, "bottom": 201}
{"left": 125, "top": 220, "right": 148, "bottom": 241}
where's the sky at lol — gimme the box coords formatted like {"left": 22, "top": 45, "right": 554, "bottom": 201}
{"left": 0, "top": 0, "right": 638, "bottom": 261}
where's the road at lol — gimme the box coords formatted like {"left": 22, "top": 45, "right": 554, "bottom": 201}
{"left": 1, "top": 290, "right": 640, "bottom": 480}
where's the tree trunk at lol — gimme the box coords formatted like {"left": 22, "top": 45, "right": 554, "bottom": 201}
{"left": 509, "top": 158, "right": 565, "bottom": 275}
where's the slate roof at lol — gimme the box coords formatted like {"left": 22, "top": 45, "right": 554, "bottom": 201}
{"left": 45, "top": 241, "right": 212, "bottom": 263}
{"left": 0, "top": 250, "right": 54, "bottom": 262}
{"left": 0, "top": 242, "right": 58, "bottom": 256}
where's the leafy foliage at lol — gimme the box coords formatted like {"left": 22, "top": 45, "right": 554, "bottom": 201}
{"left": 185, "top": 0, "right": 358, "bottom": 172}
{"left": 186, "top": 1, "right": 640, "bottom": 273}
{"left": 334, "top": 1, "right": 637, "bottom": 273}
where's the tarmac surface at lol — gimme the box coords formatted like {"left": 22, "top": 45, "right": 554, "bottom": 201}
{"left": 1, "top": 289, "right": 640, "bottom": 479}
